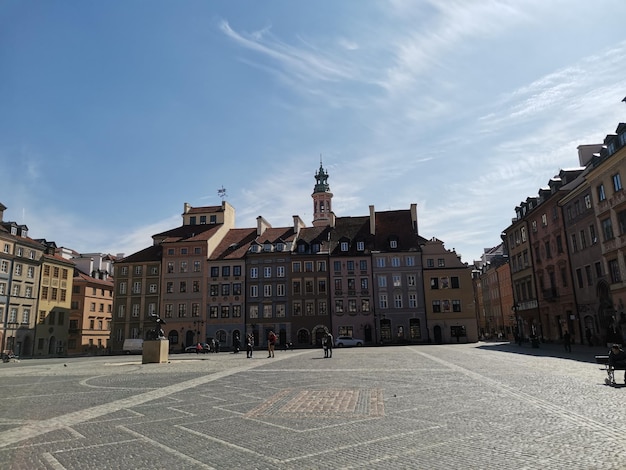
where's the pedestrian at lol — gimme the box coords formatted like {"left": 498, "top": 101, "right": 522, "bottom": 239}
{"left": 267, "top": 330, "right": 276, "bottom": 358}
{"left": 246, "top": 334, "right": 254, "bottom": 358}
{"left": 322, "top": 334, "right": 328, "bottom": 358}
{"left": 563, "top": 331, "right": 571, "bottom": 353}
{"left": 195, "top": 342, "right": 202, "bottom": 354}
{"left": 326, "top": 332, "right": 333, "bottom": 358}
{"left": 233, "top": 333, "right": 240, "bottom": 354}
{"left": 586, "top": 327, "right": 593, "bottom": 347}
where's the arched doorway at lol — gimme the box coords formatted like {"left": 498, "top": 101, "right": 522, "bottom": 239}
{"left": 297, "top": 329, "right": 310, "bottom": 345}
{"left": 364, "top": 324, "right": 372, "bottom": 343}
{"left": 185, "top": 330, "right": 195, "bottom": 347}
{"left": 433, "top": 325, "right": 443, "bottom": 344}
{"left": 48, "top": 336, "right": 56, "bottom": 355}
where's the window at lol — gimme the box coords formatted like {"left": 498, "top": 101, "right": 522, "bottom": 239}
{"left": 305, "top": 280, "right": 314, "bottom": 294}
{"left": 211, "top": 266, "right": 219, "bottom": 277}
{"left": 360, "top": 277, "right": 368, "bottom": 291}
{"left": 178, "top": 304, "right": 187, "bottom": 317}
{"left": 132, "top": 281, "right": 141, "bottom": 294}
{"left": 317, "top": 261, "right": 326, "bottom": 272}
{"left": 585, "top": 265, "right": 593, "bottom": 286}
{"left": 406, "top": 256, "right": 415, "bottom": 266}
{"left": 357, "top": 241, "right": 364, "bottom": 251}
{"left": 541, "top": 214, "right": 547, "bottom": 227}
{"left": 250, "top": 285, "right": 258, "bottom": 297}
{"left": 233, "top": 265, "right": 242, "bottom": 276}
{"left": 233, "top": 305, "right": 242, "bottom": 317}
{"left": 264, "top": 266, "right": 272, "bottom": 278}
{"left": 14, "top": 264, "right": 22, "bottom": 276}
{"left": 293, "top": 301, "right": 302, "bottom": 316}
{"left": 132, "top": 304, "right": 140, "bottom": 317}
{"left": 335, "top": 299, "right": 344, "bottom": 313}
{"left": 391, "top": 257, "right": 400, "bottom": 267}
{"left": 180, "top": 248, "right": 188, "bottom": 255}
{"left": 584, "top": 194, "right": 592, "bottom": 209}
{"left": 319, "top": 279, "right": 327, "bottom": 294}
{"left": 609, "top": 259, "right": 621, "bottom": 284}
{"left": 544, "top": 241, "right": 551, "bottom": 259}
{"left": 346, "top": 260, "right": 354, "bottom": 272}
{"left": 221, "top": 284, "right": 230, "bottom": 296}
{"left": 379, "top": 294, "right": 388, "bottom": 309}
{"left": 293, "top": 281, "right": 301, "bottom": 295}
{"left": 432, "top": 300, "right": 441, "bottom": 313}
{"left": 179, "top": 281, "right": 186, "bottom": 293}
{"left": 192, "top": 281, "right": 199, "bottom": 293}
{"left": 613, "top": 173, "right": 623, "bottom": 192}
{"left": 359, "top": 260, "right": 367, "bottom": 271}
{"left": 276, "top": 304, "right": 285, "bottom": 317}
{"left": 333, "top": 261, "right": 341, "bottom": 272}
{"left": 340, "top": 242, "right": 349, "bottom": 252}
{"left": 452, "top": 300, "right": 461, "bottom": 312}
{"left": 598, "top": 184, "right": 606, "bottom": 202}
{"left": 119, "top": 282, "right": 127, "bottom": 295}
{"left": 233, "top": 283, "right": 242, "bottom": 295}
{"left": 451, "top": 276, "right": 460, "bottom": 288}
{"left": 194, "top": 261, "right": 201, "bottom": 272}
{"left": 438, "top": 259, "right": 445, "bottom": 267}
{"left": 222, "top": 306, "right": 230, "bottom": 318}
{"left": 378, "top": 276, "right": 387, "bottom": 288}
{"left": 27, "top": 266, "right": 34, "bottom": 278}
{"left": 595, "top": 261, "right": 603, "bottom": 278}
{"left": 250, "top": 267, "right": 258, "bottom": 278}
{"left": 376, "top": 258, "right": 385, "bottom": 268}
{"left": 590, "top": 224, "right": 597, "bottom": 244}
{"left": 430, "top": 277, "right": 439, "bottom": 289}
{"left": 409, "top": 294, "right": 417, "bottom": 308}
{"left": 394, "top": 294, "right": 402, "bottom": 308}
{"left": 210, "top": 284, "right": 219, "bottom": 296}
{"left": 262, "top": 305, "right": 272, "bottom": 318}
{"left": 209, "top": 306, "right": 218, "bottom": 318}
{"left": 571, "top": 234, "right": 578, "bottom": 252}
{"left": 426, "top": 259, "right": 434, "bottom": 268}
{"left": 194, "top": 247, "right": 201, "bottom": 255}
{"left": 305, "top": 261, "right": 313, "bottom": 272}
{"left": 392, "top": 275, "right": 401, "bottom": 287}
{"left": 602, "top": 217, "right": 614, "bottom": 241}
{"left": 264, "top": 284, "right": 272, "bottom": 297}
{"left": 149, "top": 283, "right": 158, "bottom": 293}
{"left": 361, "top": 299, "right": 370, "bottom": 312}
{"left": 167, "top": 262, "right": 174, "bottom": 273}
{"left": 390, "top": 240, "right": 397, "bottom": 249}
{"left": 277, "top": 266, "right": 285, "bottom": 277}
{"left": 277, "top": 284, "right": 285, "bottom": 296}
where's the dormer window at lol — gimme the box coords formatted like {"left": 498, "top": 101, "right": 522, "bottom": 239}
{"left": 357, "top": 241, "right": 364, "bottom": 251}
{"left": 263, "top": 243, "right": 272, "bottom": 252}
{"left": 250, "top": 245, "right": 260, "bottom": 253}
{"left": 340, "top": 242, "right": 349, "bottom": 252}
{"left": 312, "top": 243, "right": 320, "bottom": 253}
{"left": 298, "top": 244, "right": 306, "bottom": 253}
{"left": 276, "top": 243, "right": 284, "bottom": 252}
{"left": 390, "top": 240, "right": 398, "bottom": 249}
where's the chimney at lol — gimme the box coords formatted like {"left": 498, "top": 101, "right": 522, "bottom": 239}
{"left": 184, "top": 202, "right": 191, "bottom": 214}
{"left": 256, "top": 216, "right": 271, "bottom": 236}
{"left": 293, "top": 215, "right": 305, "bottom": 235}
{"left": 369, "top": 205, "right": 376, "bottom": 235}
{"left": 410, "top": 203, "right": 418, "bottom": 234}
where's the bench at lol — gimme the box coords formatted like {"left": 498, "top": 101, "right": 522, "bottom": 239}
{"left": 596, "top": 355, "right": 626, "bottom": 386}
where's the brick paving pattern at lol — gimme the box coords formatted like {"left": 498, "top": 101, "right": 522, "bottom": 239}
{"left": 0, "top": 342, "right": 624, "bottom": 469}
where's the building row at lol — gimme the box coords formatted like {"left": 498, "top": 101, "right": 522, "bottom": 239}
{"left": 0, "top": 206, "right": 116, "bottom": 357}
{"left": 474, "top": 119, "right": 626, "bottom": 348}
{"left": 110, "top": 163, "right": 477, "bottom": 353}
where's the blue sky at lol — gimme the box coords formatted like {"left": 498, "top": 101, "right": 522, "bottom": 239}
{"left": 2, "top": 1, "right": 626, "bottom": 263}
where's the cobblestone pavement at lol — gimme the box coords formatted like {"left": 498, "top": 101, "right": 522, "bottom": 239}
{"left": 0, "top": 342, "right": 624, "bottom": 470}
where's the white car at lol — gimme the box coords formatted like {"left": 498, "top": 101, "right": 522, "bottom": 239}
{"left": 334, "top": 336, "right": 363, "bottom": 347}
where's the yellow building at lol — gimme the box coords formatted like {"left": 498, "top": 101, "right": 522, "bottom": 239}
{"left": 422, "top": 238, "right": 478, "bottom": 343}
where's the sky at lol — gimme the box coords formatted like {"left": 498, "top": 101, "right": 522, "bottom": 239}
{"left": 2, "top": 0, "right": 626, "bottom": 263}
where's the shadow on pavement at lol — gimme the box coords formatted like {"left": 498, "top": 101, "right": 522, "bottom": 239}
{"left": 476, "top": 340, "right": 611, "bottom": 365}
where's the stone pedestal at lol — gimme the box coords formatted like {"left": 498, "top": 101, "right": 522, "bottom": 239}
{"left": 142, "top": 339, "right": 169, "bottom": 364}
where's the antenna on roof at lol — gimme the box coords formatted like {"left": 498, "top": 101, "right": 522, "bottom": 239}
{"left": 218, "top": 186, "right": 227, "bottom": 201}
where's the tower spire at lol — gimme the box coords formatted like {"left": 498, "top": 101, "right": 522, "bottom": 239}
{"left": 312, "top": 158, "right": 333, "bottom": 227}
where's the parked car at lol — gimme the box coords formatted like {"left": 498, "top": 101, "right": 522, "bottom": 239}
{"left": 334, "top": 336, "right": 363, "bottom": 347}
{"left": 185, "top": 343, "right": 211, "bottom": 353}
{"left": 122, "top": 339, "right": 143, "bottom": 354}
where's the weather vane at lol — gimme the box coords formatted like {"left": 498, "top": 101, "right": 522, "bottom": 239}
{"left": 218, "top": 186, "right": 227, "bottom": 200}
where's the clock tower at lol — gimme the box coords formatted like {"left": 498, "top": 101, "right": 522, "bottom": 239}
{"left": 312, "top": 158, "right": 333, "bottom": 227}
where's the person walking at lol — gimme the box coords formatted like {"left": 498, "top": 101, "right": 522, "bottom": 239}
{"left": 586, "top": 327, "right": 593, "bottom": 347}
{"left": 246, "top": 334, "right": 254, "bottom": 358}
{"left": 326, "top": 332, "right": 333, "bottom": 358}
{"left": 563, "top": 331, "right": 572, "bottom": 353}
{"left": 267, "top": 330, "right": 276, "bottom": 358}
